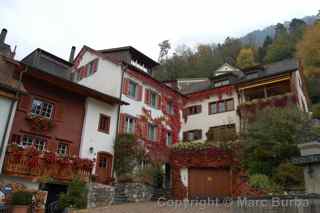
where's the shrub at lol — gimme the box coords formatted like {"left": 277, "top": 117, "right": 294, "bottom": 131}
{"left": 135, "top": 165, "right": 164, "bottom": 187}
{"left": 113, "top": 134, "right": 145, "bottom": 178}
{"left": 249, "top": 174, "right": 274, "bottom": 190}
{"left": 11, "top": 191, "right": 33, "bottom": 206}
{"left": 59, "top": 178, "right": 88, "bottom": 209}
{"left": 312, "top": 104, "right": 320, "bottom": 118}
{"left": 273, "top": 162, "right": 304, "bottom": 189}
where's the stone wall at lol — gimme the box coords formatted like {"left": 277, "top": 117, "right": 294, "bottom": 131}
{"left": 123, "top": 182, "right": 153, "bottom": 202}
{"left": 87, "top": 182, "right": 153, "bottom": 208}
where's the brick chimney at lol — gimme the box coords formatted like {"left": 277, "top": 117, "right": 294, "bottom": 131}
{"left": 0, "top": 28, "right": 8, "bottom": 44}
{"left": 69, "top": 46, "right": 76, "bottom": 63}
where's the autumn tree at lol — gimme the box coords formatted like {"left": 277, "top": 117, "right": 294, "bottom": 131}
{"left": 236, "top": 48, "right": 256, "bottom": 69}
{"left": 296, "top": 22, "right": 320, "bottom": 77}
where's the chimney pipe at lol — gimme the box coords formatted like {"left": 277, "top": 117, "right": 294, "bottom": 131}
{"left": 0, "top": 28, "right": 8, "bottom": 44}
{"left": 69, "top": 46, "right": 76, "bottom": 63}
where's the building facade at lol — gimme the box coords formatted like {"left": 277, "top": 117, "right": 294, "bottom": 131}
{"left": 179, "top": 60, "right": 309, "bottom": 142}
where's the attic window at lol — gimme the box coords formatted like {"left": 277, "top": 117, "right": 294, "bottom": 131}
{"left": 214, "top": 79, "right": 230, "bottom": 87}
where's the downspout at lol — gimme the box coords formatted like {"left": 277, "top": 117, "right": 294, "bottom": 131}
{"left": 0, "top": 66, "right": 27, "bottom": 172}
{"left": 112, "top": 63, "right": 127, "bottom": 178}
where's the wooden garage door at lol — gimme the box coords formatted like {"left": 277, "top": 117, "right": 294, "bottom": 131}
{"left": 189, "top": 168, "right": 231, "bottom": 198}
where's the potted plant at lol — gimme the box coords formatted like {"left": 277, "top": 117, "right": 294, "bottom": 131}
{"left": 11, "top": 191, "right": 33, "bottom": 213}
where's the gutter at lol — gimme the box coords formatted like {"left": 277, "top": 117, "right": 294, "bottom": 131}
{"left": 112, "top": 63, "right": 128, "bottom": 178}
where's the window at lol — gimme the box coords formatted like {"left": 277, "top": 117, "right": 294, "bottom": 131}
{"left": 185, "top": 105, "right": 201, "bottom": 116}
{"left": 183, "top": 130, "right": 202, "bottom": 142}
{"left": 166, "top": 131, "right": 173, "bottom": 146}
{"left": 57, "top": 143, "right": 68, "bottom": 156}
{"left": 125, "top": 116, "right": 136, "bottom": 134}
{"left": 31, "top": 99, "right": 54, "bottom": 119}
{"left": 98, "top": 114, "right": 110, "bottom": 134}
{"left": 20, "top": 135, "right": 46, "bottom": 151}
{"left": 214, "top": 79, "right": 230, "bottom": 87}
{"left": 87, "top": 61, "right": 96, "bottom": 75}
{"left": 207, "top": 124, "right": 237, "bottom": 142}
{"left": 128, "top": 80, "right": 137, "bottom": 98}
{"left": 148, "top": 124, "right": 157, "bottom": 141}
{"left": 150, "top": 91, "right": 158, "bottom": 108}
{"left": 167, "top": 101, "right": 174, "bottom": 114}
{"left": 209, "top": 99, "right": 234, "bottom": 114}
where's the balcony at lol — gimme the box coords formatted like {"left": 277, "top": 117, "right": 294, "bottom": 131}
{"left": 237, "top": 93, "right": 298, "bottom": 116}
{"left": 3, "top": 145, "right": 93, "bottom": 182}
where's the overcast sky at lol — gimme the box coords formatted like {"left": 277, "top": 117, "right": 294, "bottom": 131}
{"left": 1, "top": 0, "right": 319, "bottom": 61}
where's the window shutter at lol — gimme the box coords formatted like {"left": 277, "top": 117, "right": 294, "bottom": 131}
{"left": 143, "top": 121, "right": 148, "bottom": 140}
{"left": 162, "top": 98, "right": 167, "bottom": 113}
{"left": 122, "top": 78, "right": 129, "bottom": 95}
{"left": 157, "top": 95, "right": 161, "bottom": 109}
{"left": 83, "top": 66, "right": 88, "bottom": 77}
{"left": 118, "top": 113, "right": 125, "bottom": 134}
{"left": 92, "top": 59, "right": 98, "bottom": 73}
{"left": 144, "top": 89, "right": 150, "bottom": 105}
{"left": 137, "top": 84, "right": 143, "bottom": 101}
{"left": 54, "top": 102, "right": 64, "bottom": 121}
{"left": 156, "top": 126, "right": 161, "bottom": 142}
{"left": 19, "top": 95, "right": 32, "bottom": 112}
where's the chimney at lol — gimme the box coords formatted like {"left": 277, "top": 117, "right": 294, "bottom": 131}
{"left": 0, "top": 28, "right": 8, "bottom": 44}
{"left": 69, "top": 46, "right": 76, "bottom": 63}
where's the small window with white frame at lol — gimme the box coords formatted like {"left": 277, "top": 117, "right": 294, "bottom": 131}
{"left": 57, "top": 143, "right": 69, "bottom": 156}
{"left": 128, "top": 80, "right": 138, "bottom": 99}
{"left": 167, "top": 100, "right": 174, "bottom": 114}
{"left": 166, "top": 131, "right": 173, "bottom": 146}
{"left": 31, "top": 99, "right": 54, "bottom": 119}
{"left": 125, "top": 116, "right": 136, "bottom": 134}
{"left": 147, "top": 123, "right": 157, "bottom": 142}
{"left": 20, "top": 135, "right": 46, "bottom": 151}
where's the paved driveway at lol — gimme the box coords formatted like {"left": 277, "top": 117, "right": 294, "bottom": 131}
{"left": 74, "top": 202, "right": 231, "bottom": 213}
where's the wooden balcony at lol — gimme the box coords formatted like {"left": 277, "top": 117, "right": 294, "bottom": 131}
{"left": 237, "top": 92, "right": 298, "bottom": 117}
{"left": 3, "top": 145, "right": 93, "bottom": 183}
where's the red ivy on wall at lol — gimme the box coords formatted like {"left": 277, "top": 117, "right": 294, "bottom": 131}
{"left": 119, "top": 69, "right": 186, "bottom": 163}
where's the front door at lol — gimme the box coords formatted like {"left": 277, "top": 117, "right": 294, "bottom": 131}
{"left": 95, "top": 152, "right": 113, "bottom": 184}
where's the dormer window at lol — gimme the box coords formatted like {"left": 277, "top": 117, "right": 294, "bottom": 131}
{"left": 214, "top": 79, "right": 230, "bottom": 88}
{"left": 131, "top": 60, "right": 150, "bottom": 73}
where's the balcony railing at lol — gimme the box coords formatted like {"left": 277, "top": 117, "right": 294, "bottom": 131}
{"left": 3, "top": 145, "right": 93, "bottom": 182}
{"left": 237, "top": 93, "right": 298, "bottom": 116}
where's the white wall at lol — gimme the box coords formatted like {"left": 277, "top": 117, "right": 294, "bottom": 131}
{"left": 292, "top": 70, "right": 309, "bottom": 112}
{"left": 76, "top": 51, "right": 123, "bottom": 98}
{"left": 80, "top": 98, "right": 118, "bottom": 173}
{"left": 182, "top": 91, "right": 240, "bottom": 141}
{"left": 0, "top": 97, "right": 16, "bottom": 173}
{"left": 121, "top": 72, "right": 167, "bottom": 127}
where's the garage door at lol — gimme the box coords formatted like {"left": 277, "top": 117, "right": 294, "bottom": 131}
{"left": 189, "top": 168, "right": 231, "bottom": 198}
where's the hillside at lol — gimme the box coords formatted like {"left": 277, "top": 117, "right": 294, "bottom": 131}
{"left": 240, "top": 15, "right": 319, "bottom": 47}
